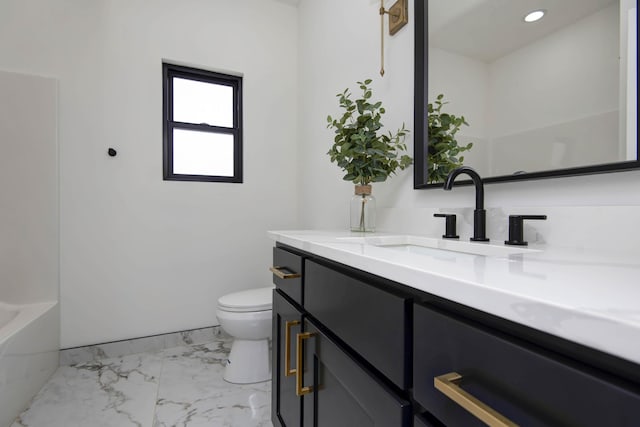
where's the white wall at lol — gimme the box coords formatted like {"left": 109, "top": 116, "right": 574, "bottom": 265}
{"left": 0, "top": 0, "right": 299, "bottom": 348}
{"left": 488, "top": 3, "right": 620, "bottom": 174}
{"left": 297, "top": 0, "right": 416, "bottom": 229}
{"left": 298, "top": 0, "right": 640, "bottom": 244}
{"left": 489, "top": 3, "right": 620, "bottom": 136}
{"left": 0, "top": 70, "right": 58, "bottom": 304}
{"left": 428, "top": 47, "right": 491, "bottom": 175}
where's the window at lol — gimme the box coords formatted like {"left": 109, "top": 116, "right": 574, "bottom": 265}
{"left": 163, "top": 63, "right": 243, "bottom": 182}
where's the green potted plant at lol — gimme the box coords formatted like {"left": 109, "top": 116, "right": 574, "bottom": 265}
{"left": 327, "top": 79, "right": 412, "bottom": 232}
{"left": 427, "top": 94, "right": 473, "bottom": 183}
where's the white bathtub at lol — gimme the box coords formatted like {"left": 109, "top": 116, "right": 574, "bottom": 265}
{"left": 0, "top": 301, "right": 59, "bottom": 427}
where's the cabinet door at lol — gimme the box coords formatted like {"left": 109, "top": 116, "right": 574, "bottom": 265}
{"left": 414, "top": 303, "right": 640, "bottom": 427}
{"left": 300, "top": 318, "right": 411, "bottom": 427}
{"left": 272, "top": 290, "right": 303, "bottom": 427}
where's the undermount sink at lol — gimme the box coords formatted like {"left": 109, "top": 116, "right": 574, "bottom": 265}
{"left": 339, "top": 235, "right": 540, "bottom": 257}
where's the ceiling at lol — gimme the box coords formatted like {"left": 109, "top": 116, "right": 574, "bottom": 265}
{"left": 428, "top": 0, "right": 617, "bottom": 62}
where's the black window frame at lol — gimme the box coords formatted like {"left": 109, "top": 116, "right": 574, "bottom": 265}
{"left": 162, "top": 63, "right": 243, "bottom": 183}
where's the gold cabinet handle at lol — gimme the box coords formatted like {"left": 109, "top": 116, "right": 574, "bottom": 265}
{"left": 296, "top": 332, "right": 314, "bottom": 396}
{"left": 270, "top": 266, "right": 301, "bottom": 280}
{"left": 284, "top": 320, "right": 300, "bottom": 376}
{"left": 434, "top": 372, "right": 519, "bottom": 427}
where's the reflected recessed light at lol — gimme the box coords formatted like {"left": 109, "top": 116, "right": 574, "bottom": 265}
{"left": 524, "top": 9, "right": 546, "bottom": 23}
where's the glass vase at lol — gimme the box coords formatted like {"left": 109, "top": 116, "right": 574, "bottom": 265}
{"left": 350, "top": 185, "right": 376, "bottom": 232}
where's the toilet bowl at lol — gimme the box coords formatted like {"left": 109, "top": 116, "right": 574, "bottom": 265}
{"left": 216, "top": 286, "right": 274, "bottom": 384}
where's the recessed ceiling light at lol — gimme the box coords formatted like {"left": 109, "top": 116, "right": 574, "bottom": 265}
{"left": 524, "top": 9, "right": 546, "bottom": 23}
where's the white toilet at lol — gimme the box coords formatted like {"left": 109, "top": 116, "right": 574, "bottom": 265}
{"left": 216, "top": 286, "right": 274, "bottom": 384}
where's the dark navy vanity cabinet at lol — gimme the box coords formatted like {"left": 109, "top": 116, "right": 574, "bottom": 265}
{"left": 271, "top": 243, "right": 640, "bottom": 426}
{"left": 271, "top": 244, "right": 411, "bottom": 427}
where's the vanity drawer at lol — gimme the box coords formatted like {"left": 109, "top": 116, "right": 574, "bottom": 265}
{"left": 304, "top": 260, "right": 411, "bottom": 390}
{"left": 414, "top": 303, "right": 640, "bottom": 427}
{"left": 271, "top": 246, "right": 303, "bottom": 305}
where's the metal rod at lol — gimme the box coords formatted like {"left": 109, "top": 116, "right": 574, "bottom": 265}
{"left": 380, "top": 0, "right": 385, "bottom": 76}
{"left": 296, "top": 332, "right": 314, "bottom": 396}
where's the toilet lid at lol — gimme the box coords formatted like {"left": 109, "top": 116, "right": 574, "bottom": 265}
{"left": 217, "top": 286, "right": 274, "bottom": 312}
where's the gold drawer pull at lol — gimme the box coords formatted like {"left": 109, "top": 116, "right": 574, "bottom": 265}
{"left": 284, "top": 320, "right": 300, "bottom": 376}
{"left": 434, "top": 372, "right": 519, "bottom": 427}
{"left": 296, "top": 332, "right": 314, "bottom": 396}
{"left": 270, "top": 266, "right": 301, "bottom": 280}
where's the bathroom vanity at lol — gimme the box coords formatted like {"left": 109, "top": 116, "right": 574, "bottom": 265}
{"left": 270, "top": 231, "right": 640, "bottom": 426}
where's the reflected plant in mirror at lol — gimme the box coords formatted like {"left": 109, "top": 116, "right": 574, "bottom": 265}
{"left": 427, "top": 94, "right": 473, "bottom": 183}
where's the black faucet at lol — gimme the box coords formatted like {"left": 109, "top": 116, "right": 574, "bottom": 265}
{"left": 443, "top": 166, "right": 489, "bottom": 242}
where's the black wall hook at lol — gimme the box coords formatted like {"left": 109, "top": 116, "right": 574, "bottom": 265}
{"left": 108, "top": 148, "right": 117, "bottom": 157}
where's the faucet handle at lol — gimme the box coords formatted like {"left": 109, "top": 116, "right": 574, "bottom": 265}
{"left": 434, "top": 213, "right": 460, "bottom": 239}
{"left": 505, "top": 215, "right": 547, "bottom": 246}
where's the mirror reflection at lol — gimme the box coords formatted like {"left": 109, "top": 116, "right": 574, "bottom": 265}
{"left": 421, "top": 0, "right": 637, "bottom": 185}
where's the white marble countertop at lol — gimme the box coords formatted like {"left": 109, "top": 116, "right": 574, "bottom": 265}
{"left": 268, "top": 230, "right": 640, "bottom": 366}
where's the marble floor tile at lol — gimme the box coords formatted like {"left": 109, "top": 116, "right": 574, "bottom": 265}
{"left": 154, "top": 341, "right": 271, "bottom": 427}
{"left": 153, "top": 379, "right": 271, "bottom": 427}
{"left": 12, "top": 337, "right": 273, "bottom": 427}
{"left": 159, "top": 341, "right": 230, "bottom": 387}
{"left": 59, "top": 327, "right": 224, "bottom": 366}
{"left": 163, "top": 327, "right": 225, "bottom": 349}
{"left": 12, "top": 352, "right": 163, "bottom": 427}
{"left": 59, "top": 335, "right": 167, "bottom": 366}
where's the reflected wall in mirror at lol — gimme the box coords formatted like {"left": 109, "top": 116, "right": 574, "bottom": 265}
{"left": 414, "top": 0, "right": 639, "bottom": 188}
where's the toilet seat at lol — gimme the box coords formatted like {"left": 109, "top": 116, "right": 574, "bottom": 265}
{"left": 217, "top": 286, "right": 273, "bottom": 313}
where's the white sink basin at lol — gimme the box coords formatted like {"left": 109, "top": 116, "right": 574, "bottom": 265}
{"left": 338, "top": 235, "right": 540, "bottom": 257}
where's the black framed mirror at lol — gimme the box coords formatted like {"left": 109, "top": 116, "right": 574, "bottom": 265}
{"left": 414, "top": 0, "right": 639, "bottom": 189}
